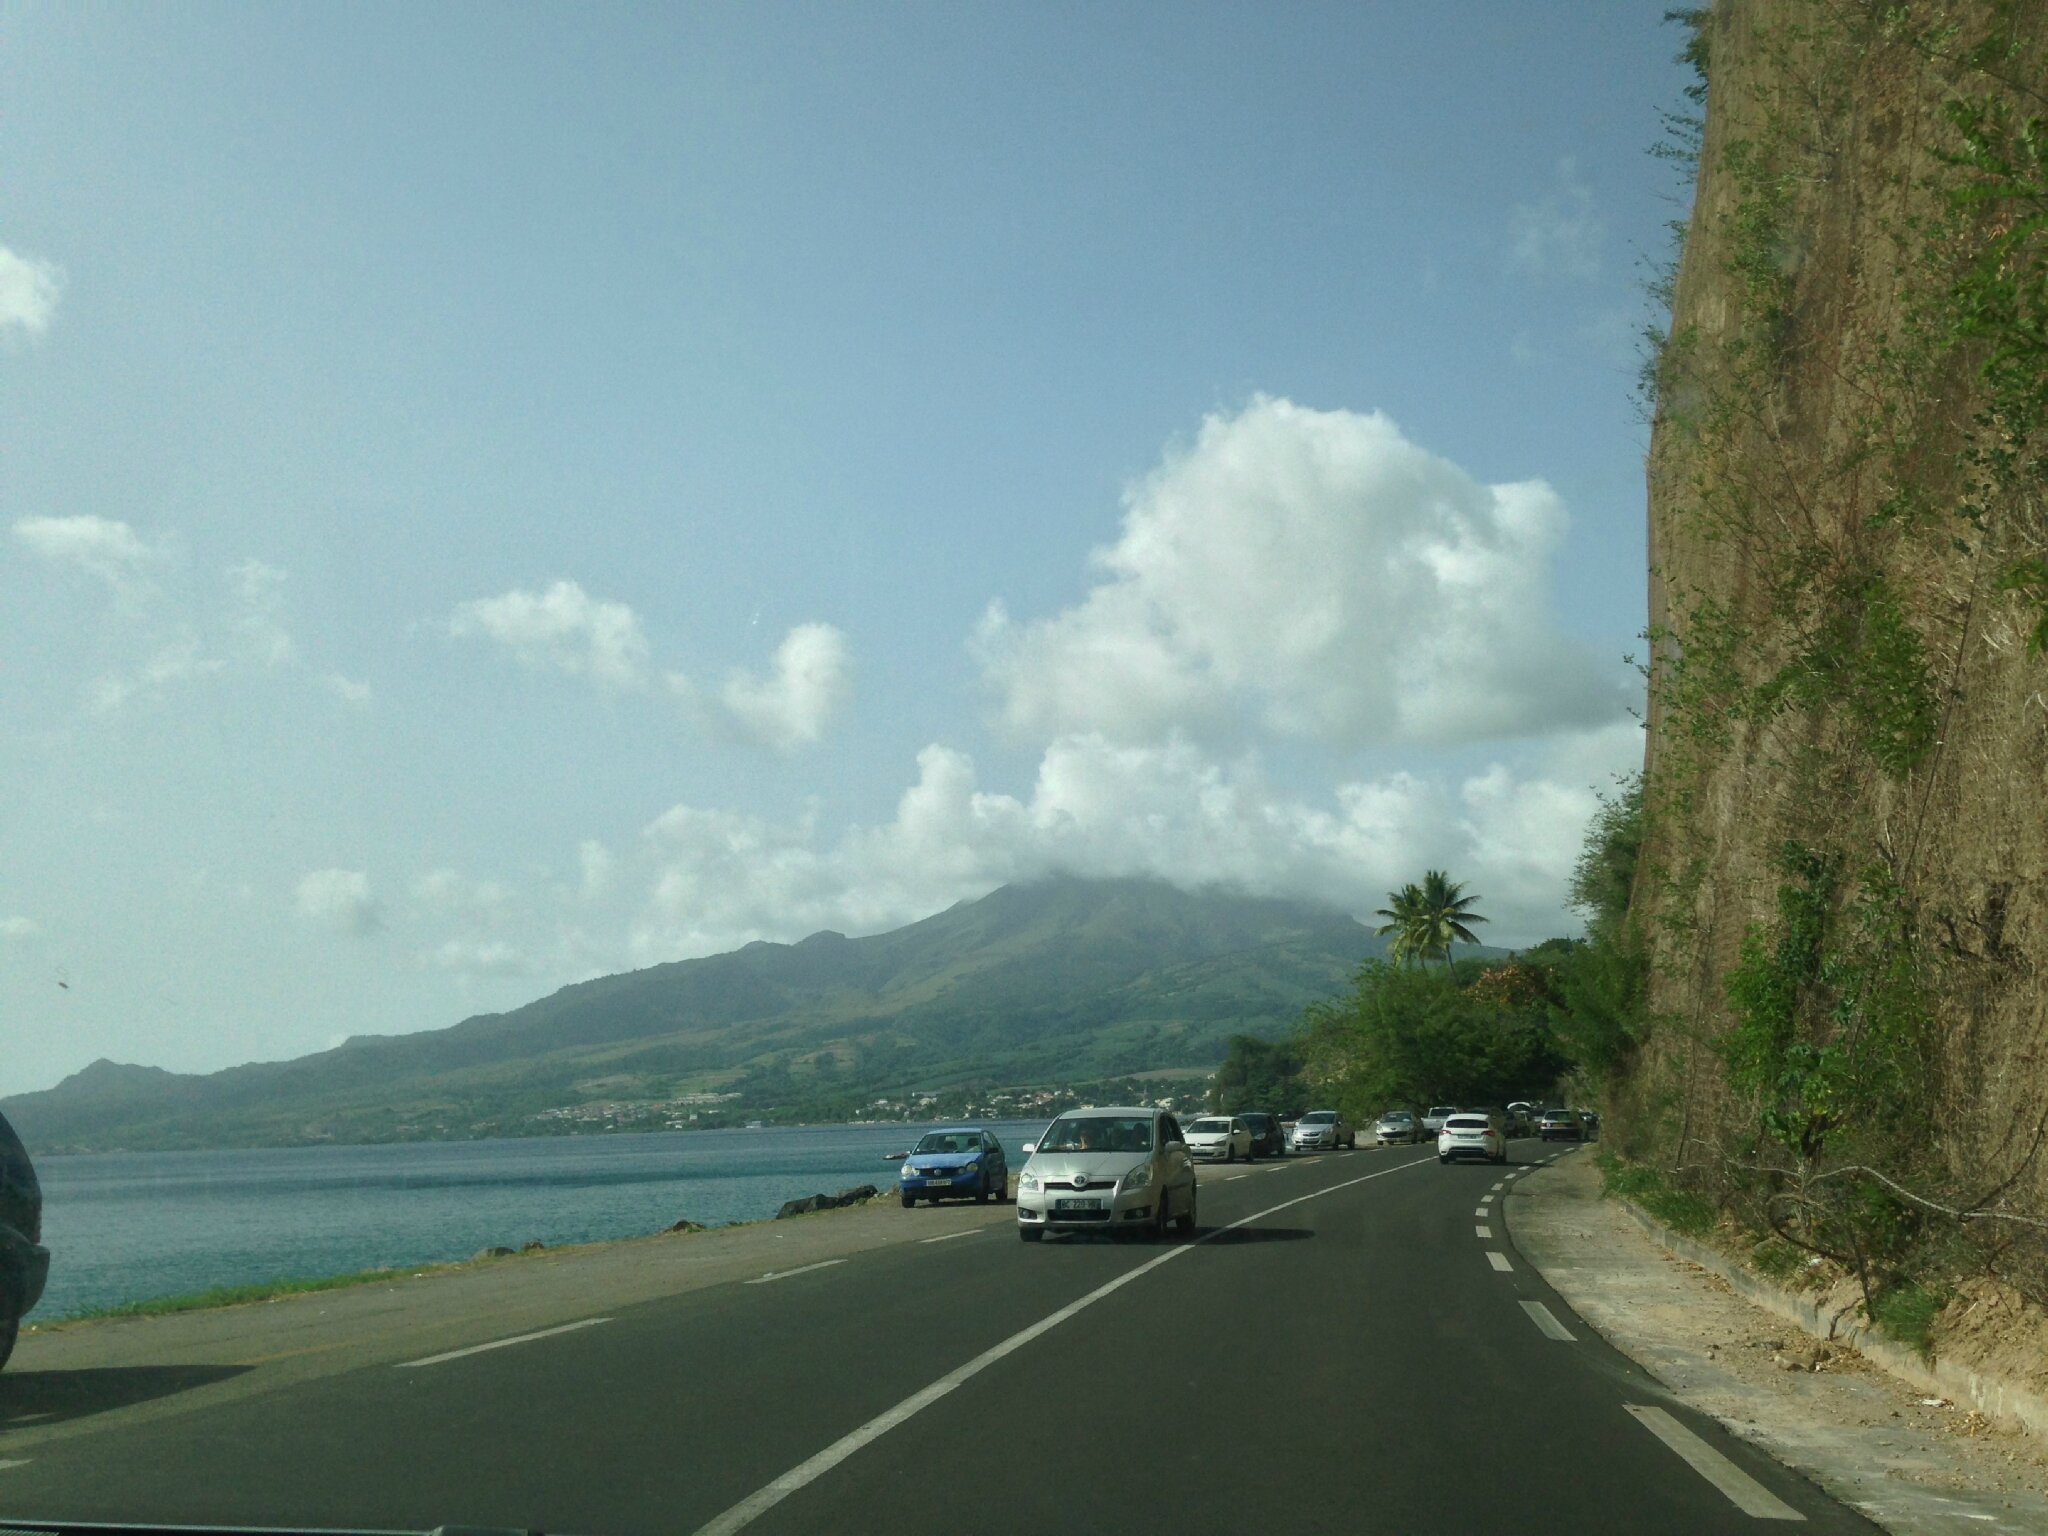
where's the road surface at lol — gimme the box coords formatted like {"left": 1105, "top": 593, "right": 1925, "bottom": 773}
{"left": 0, "top": 1142, "right": 1874, "bottom": 1533}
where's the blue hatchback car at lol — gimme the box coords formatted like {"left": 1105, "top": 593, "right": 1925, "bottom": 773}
{"left": 898, "top": 1127, "right": 1008, "bottom": 1207}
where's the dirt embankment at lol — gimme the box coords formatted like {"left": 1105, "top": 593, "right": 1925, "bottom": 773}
{"left": 1626, "top": 0, "right": 2048, "bottom": 1327}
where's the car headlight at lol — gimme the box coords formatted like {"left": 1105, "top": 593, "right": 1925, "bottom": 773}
{"left": 1120, "top": 1162, "right": 1154, "bottom": 1193}
{"left": 1020, "top": 1171, "right": 1040, "bottom": 1192}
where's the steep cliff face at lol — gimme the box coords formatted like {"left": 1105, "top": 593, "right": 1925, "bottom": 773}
{"left": 1632, "top": 0, "right": 2048, "bottom": 1260}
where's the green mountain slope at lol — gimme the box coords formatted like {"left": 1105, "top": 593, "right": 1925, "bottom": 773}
{"left": 3, "top": 876, "right": 1438, "bottom": 1151}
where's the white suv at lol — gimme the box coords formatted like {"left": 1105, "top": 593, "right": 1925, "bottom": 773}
{"left": 1438, "top": 1112, "right": 1507, "bottom": 1164}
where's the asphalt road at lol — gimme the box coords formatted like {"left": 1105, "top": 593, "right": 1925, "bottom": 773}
{"left": 0, "top": 1141, "right": 1877, "bottom": 1535}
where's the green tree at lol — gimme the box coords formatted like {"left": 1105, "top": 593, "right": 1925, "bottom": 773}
{"left": 1209, "top": 1034, "right": 1305, "bottom": 1116}
{"left": 1299, "top": 962, "right": 1566, "bottom": 1122}
{"left": 1373, "top": 883, "right": 1429, "bottom": 968}
{"left": 1416, "top": 869, "right": 1487, "bottom": 970}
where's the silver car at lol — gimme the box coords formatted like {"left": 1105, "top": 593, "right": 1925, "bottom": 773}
{"left": 1290, "top": 1109, "right": 1355, "bottom": 1150}
{"left": 1016, "top": 1107, "right": 1198, "bottom": 1242}
{"left": 1373, "top": 1110, "right": 1421, "bottom": 1145}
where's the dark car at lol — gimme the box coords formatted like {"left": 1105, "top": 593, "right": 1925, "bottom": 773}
{"left": 1538, "top": 1107, "right": 1585, "bottom": 1142}
{"left": 0, "top": 1110, "right": 48, "bottom": 1371}
{"left": 1236, "top": 1111, "right": 1288, "bottom": 1158}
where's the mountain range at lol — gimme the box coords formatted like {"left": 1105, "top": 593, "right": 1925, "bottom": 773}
{"left": 1, "top": 875, "right": 1458, "bottom": 1152}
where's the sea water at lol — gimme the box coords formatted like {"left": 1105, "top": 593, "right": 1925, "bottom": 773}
{"left": 32, "top": 1119, "right": 1051, "bottom": 1319}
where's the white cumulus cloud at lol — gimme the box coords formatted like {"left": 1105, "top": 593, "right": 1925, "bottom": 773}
{"left": 0, "top": 916, "right": 41, "bottom": 943}
{"left": 616, "top": 721, "right": 1643, "bottom": 967}
{"left": 14, "top": 515, "right": 163, "bottom": 600}
{"left": 709, "top": 622, "right": 851, "bottom": 752}
{"left": 296, "top": 868, "right": 383, "bottom": 936}
{"left": 451, "top": 580, "right": 651, "bottom": 689}
{"left": 975, "top": 397, "right": 1627, "bottom": 748}
{"left": 0, "top": 247, "right": 63, "bottom": 336}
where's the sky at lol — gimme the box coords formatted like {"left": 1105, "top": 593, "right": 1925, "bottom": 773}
{"left": 0, "top": 2, "right": 1691, "bottom": 1097}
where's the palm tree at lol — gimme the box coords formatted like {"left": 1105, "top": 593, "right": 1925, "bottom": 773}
{"left": 1416, "top": 869, "right": 1486, "bottom": 971}
{"left": 1373, "top": 883, "right": 1429, "bottom": 968}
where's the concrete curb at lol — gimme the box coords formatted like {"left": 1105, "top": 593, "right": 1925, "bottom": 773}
{"left": 1616, "top": 1198, "right": 2048, "bottom": 1442}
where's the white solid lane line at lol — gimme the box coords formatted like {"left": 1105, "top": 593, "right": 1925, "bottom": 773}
{"left": 1624, "top": 1405, "right": 1805, "bottom": 1521}
{"left": 397, "top": 1316, "right": 612, "bottom": 1368}
{"left": 0, "top": 1460, "right": 32, "bottom": 1472}
{"left": 746, "top": 1260, "right": 847, "bottom": 1285}
{"left": 1485, "top": 1251, "right": 1513, "bottom": 1272}
{"left": 1520, "top": 1300, "right": 1576, "bottom": 1341}
{"left": 919, "top": 1230, "right": 979, "bottom": 1245}
{"left": 1475, "top": 1225, "right": 1492, "bottom": 1239}
{"left": 692, "top": 1152, "right": 1439, "bottom": 1536}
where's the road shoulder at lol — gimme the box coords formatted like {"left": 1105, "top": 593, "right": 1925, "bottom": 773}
{"left": 1507, "top": 1148, "right": 2048, "bottom": 1536}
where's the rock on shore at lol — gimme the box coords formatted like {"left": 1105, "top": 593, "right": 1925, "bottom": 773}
{"left": 775, "top": 1185, "right": 879, "bottom": 1219}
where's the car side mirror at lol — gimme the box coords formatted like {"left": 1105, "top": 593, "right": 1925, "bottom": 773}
{"left": 1021, "top": 1142, "right": 1036, "bottom": 1155}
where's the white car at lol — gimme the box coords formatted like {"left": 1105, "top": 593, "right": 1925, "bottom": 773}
{"left": 1422, "top": 1105, "right": 1458, "bottom": 1136}
{"left": 1438, "top": 1112, "right": 1507, "bottom": 1164}
{"left": 1015, "top": 1107, "right": 1198, "bottom": 1242}
{"left": 1183, "top": 1115, "right": 1254, "bottom": 1162}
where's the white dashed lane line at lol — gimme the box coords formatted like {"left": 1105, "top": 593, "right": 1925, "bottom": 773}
{"left": 746, "top": 1260, "right": 846, "bottom": 1285}
{"left": 1485, "top": 1251, "right": 1513, "bottom": 1273}
{"left": 1475, "top": 1225, "right": 1492, "bottom": 1239}
{"left": 1624, "top": 1405, "right": 1805, "bottom": 1521}
{"left": 919, "top": 1230, "right": 979, "bottom": 1245}
{"left": 1481, "top": 1194, "right": 1495, "bottom": 1204}
{"left": 1225, "top": 1174, "right": 1248, "bottom": 1182}
{"left": 0, "top": 1460, "right": 31, "bottom": 1472}
{"left": 1473, "top": 1208, "right": 1490, "bottom": 1219}
{"left": 397, "top": 1317, "right": 613, "bottom": 1368}
{"left": 1491, "top": 1181, "right": 1505, "bottom": 1191}
{"left": 1519, "top": 1300, "right": 1576, "bottom": 1341}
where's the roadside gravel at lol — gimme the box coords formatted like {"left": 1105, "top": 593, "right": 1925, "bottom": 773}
{"left": 1509, "top": 1148, "right": 2048, "bottom": 1536}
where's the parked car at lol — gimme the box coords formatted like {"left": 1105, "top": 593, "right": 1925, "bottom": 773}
{"left": 0, "top": 1111, "right": 47, "bottom": 1373}
{"left": 1184, "top": 1115, "right": 1254, "bottom": 1162}
{"left": 1505, "top": 1101, "right": 1537, "bottom": 1136}
{"left": 1538, "top": 1108, "right": 1585, "bottom": 1142}
{"left": 1580, "top": 1110, "right": 1602, "bottom": 1137}
{"left": 1290, "top": 1109, "right": 1356, "bottom": 1151}
{"left": 1236, "top": 1111, "right": 1288, "bottom": 1158}
{"left": 1016, "top": 1107, "right": 1197, "bottom": 1242}
{"left": 1421, "top": 1105, "right": 1458, "bottom": 1136}
{"left": 1439, "top": 1112, "right": 1508, "bottom": 1164}
{"left": 898, "top": 1126, "right": 1008, "bottom": 1206}
{"left": 1374, "top": 1110, "right": 1422, "bottom": 1145}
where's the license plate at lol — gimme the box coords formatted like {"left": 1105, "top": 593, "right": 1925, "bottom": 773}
{"left": 1055, "top": 1198, "right": 1103, "bottom": 1212}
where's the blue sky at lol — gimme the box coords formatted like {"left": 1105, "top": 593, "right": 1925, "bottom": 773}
{"left": 1, "top": 3, "right": 1688, "bottom": 1096}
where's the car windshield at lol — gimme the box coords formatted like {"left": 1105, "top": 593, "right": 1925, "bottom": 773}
{"left": 1381, "top": 1113, "right": 1411, "bottom": 1122}
{"left": 913, "top": 1134, "right": 979, "bottom": 1156}
{"left": 1429, "top": 1106, "right": 1457, "bottom": 1116}
{"left": 1301, "top": 1112, "right": 1336, "bottom": 1124}
{"left": 1037, "top": 1117, "right": 1153, "bottom": 1153}
{"left": 1189, "top": 1119, "right": 1230, "bottom": 1134}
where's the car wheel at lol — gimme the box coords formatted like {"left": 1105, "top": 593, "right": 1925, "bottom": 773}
{"left": 0, "top": 1312, "right": 15, "bottom": 1373}
{"left": 1019, "top": 1225, "right": 1043, "bottom": 1243}
{"left": 1175, "top": 1184, "right": 1197, "bottom": 1234}
{"left": 901, "top": 1191, "right": 916, "bottom": 1208}
{"left": 1438, "top": 1153, "right": 1449, "bottom": 1164}
{"left": 1245, "top": 1144, "right": 1256, "bottom": 1163}
{"left": 1154, "top": 1195, "right": 1172, "bottom": 1243}
{"left": 975, "top": 1179, "right": 990, "bottom": 1204}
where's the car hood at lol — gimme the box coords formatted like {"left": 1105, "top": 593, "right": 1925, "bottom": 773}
{"left": 907, "top": 1151, "right": 985, "bottom": 1170}
{"left": 1024, "top": 1151, "right": 1149, "bottom": 1181}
